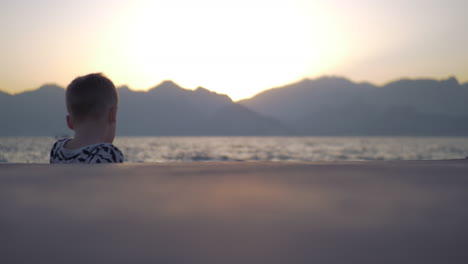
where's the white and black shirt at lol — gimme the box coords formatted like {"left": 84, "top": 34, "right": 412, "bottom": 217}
{"left": 50, "top": 138, "right": 124, "bottom": 164}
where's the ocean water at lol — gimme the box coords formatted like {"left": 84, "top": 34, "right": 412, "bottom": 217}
{"left": 1, "top": 136, "right": 467, "bottom": 163}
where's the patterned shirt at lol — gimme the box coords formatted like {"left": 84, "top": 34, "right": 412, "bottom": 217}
{"left": 50, "top": 138, "right": 124, "bottom": 164}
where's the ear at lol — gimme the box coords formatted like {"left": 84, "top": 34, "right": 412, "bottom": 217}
{"left": 108, "top": 106, "right": 117, "bottom": 123}
{"left": 66, "top": 115, "right": 74, "bottom": 130}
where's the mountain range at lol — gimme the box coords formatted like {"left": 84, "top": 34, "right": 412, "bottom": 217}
{"left": 239, "top": 76, "right": 468, "bottom": 136}
{"left": 1, "top": 76, "right": 467, "bottom": 136}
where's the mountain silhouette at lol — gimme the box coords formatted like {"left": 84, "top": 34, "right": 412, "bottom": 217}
{"left": 116, "top": 80, "right": 287, "bottom": 135}
{"left": 208, "top": 104, "right": 291, "bottom": 135}
{"left": 0, "top": 81, "right": 287, "bottom": 136}
{"left": 1, "top": 76, "right": 468, "bottom": 136}
{"left": 0, "top": 84, "right": 67, "bottom": 136}
{"left": 0, "top": 90, "right": 11, "bottom": 98}
{"left": 239, "top": 76, "right": 468, "bottom": 136}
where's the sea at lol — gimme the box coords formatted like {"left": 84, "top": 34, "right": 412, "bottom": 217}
{"left": 1, "top": 136, "right": 467, "bottom": 163}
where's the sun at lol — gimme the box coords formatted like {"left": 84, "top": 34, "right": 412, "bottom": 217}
{"left": 91, "top": 0, "right": 344, "bottom": 100}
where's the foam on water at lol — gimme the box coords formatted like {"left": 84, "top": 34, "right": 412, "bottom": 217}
{"left": 1, "top": 137, "right": 467, "bottom": 163}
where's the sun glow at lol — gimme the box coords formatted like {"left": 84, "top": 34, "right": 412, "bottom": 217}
{"left": 91, "top": 0, "right": 345, "bottom": 100}
{"left": 3, "top": 0, "right": 467, "bottom": 98}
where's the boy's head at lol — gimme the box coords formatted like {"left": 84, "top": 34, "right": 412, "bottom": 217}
{"left": 66, "top": 73, "right": 118, "bottom": 128}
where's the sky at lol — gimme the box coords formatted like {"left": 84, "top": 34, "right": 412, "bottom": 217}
{"left": 1, "top": 0, "right": 467, "bottom": 100}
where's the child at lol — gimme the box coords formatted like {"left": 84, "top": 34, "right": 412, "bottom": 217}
{"left": 50, "top": 73, "right": 124, "bottom": 163}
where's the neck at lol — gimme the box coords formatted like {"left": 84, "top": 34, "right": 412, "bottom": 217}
{"left": 67, "top": 120, "right": 115, "bottom": 149}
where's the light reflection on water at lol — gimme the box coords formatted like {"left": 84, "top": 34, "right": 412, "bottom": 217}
{"left": 0, "top": 136, "right": 467, "bottom": 163}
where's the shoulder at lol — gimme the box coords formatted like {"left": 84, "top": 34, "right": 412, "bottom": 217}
{"left": 50, "top": 138, "right": 71, "bottom": 163}
{"left": 50, "top": 138, "right": 71, "bottom": 152}
{"left": 52, "top": 138, "right": 70, "bottom": 149}
{"left": 91, "top": 143, "right": 124, "bottom": 163}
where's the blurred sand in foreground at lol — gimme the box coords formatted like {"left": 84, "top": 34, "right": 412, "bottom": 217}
{"left": 1, "top": 160, "right": 468, "bottom": 264}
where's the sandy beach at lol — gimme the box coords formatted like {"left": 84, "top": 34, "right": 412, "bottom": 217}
{"left": 1, "top": 160, "right": 468, "bottom": 263}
